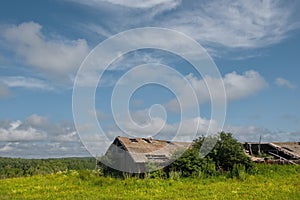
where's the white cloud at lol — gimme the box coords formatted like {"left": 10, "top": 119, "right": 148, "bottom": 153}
{"left": 0, "top": 120, "right": 47, "bottom": 141}
{"left": 105, "top": 0, "right": 180, "bottom": 8}
{"left": 0, "top": 141, "right": 89, "bottom": 158}
{"left": 108, "top": 105, "right": 219, "bottom": 141}
{"left": 164, "top": 117, "right": 219, "bottom": 140}
{"left": 0, "top": 114, "right": 79, "bottom": 142}
{"left": 2, "top": 22, "right": 89, "bottom": 76}
{"left": 225, "top": 125, "right": 300, "bottom": 142}
{"left": 224, "top": 70, "right": 268, "bottom": 100}
{"left": 24, "top": 114, "right": 49, "bottom": 127}
{"left": 75, "top": 0, "right": 299, "bottom": 54}
{"left": 80, "top": 23, "right": 113, "bottom": 38}
{"left": 70, "top": 0, "right": 181, "bottom": 9}
{"left": 107, "top": 108, "right": 166, "bottom": 138}
{"left": 0, "top": 114, "right": 298, "bottom": 157}
{"left": 161, "top": 0, "right": 299, "bottom": 49}
{"left": 166, "top": 70, "right": 267, "bottom": 112}
{"left": 109, "top": 51, "right": 163, "bottom": 71}
{"left": 0, "top": 143, "right": 14, "bottom": 152}
{"left": 54, "top": 131, "right": 78, "bottom": 142}
{"left": 107, "top": 66, "right": 266, "bottom": 114}
{"left": 275, "top": 77, "right": 296, "bottom": 89}
{"left": 0, "top": 114, "right": 87, "bottom": 157}
{"left": 0, "top": 76, "right": 53, "bottom": 90}
{"left": 121, "top": 117, "right": 167, "bottom": 138}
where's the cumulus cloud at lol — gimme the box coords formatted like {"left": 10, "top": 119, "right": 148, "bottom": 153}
{"left": 54, "top": 131, "right": 78, "bottom": 142}
{"left": 0, "top": 114, "right": 298, "bottom": 158}
{"left": 224, "top": 70, "right": 268, "bottom": 99}
{"left": 107, "top": 105, "right": 219, "bottom": 142}
{"left": 0, "top": 141, "right": 89, "bottom": 158}
{"left": 115, "top": 108, "right": 167, "bottom": 138}
{"left": 275, "top": 77, "right": 296, "bottom": 89}
{"left": 0, "top": 114, "right": 80, "bottom": 142}
{"left": 24, "top": 114, "right": 49, "bottom": 127}
{"left": 1, "top": 22, "right": 89, "bottom": 76}
{"left": 166, "top": 70, "right": 268, "bottom": 112}
{"left": 191, "top": 70, "right": 267, "bottom": 102}
{"left": 0, "top": 120, "right": 47, "bottom": 141}
{"left": 225, "top": 125, "right": 300, "bottom": 142}
{"left": 0, "top": 143, "right": 15, "bottom": 152}
{"left": 0, "top": 114, "right": 91, "bottom": 158}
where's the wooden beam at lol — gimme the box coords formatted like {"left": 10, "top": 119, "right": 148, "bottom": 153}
{"left": 268, "top": 152, "right": 298, "bottom": 165}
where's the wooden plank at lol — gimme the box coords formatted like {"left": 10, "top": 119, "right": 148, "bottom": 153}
{"left": 269, "top": 143, "right": 300, "bottom": 159}
{"left": 268, "top": 152, "right": 298, "bottom": 165}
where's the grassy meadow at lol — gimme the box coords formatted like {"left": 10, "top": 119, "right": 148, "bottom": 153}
{"left": 0, "top": 165, "right": 299, "bottom": 200}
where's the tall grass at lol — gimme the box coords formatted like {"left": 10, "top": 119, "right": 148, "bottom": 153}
{"left": 0, "top": 164, "right": 299, "bottom": 199}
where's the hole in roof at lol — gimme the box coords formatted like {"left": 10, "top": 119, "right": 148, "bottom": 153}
{"left": 142, "top": 138, "right": 152, "bottom": 143}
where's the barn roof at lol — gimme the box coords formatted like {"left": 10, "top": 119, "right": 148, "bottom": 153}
{"left": 113, "top": 136, "right": 191, "bottom": 163}
{"left": 272, "top": 142, "right": 300, "bottom": 156}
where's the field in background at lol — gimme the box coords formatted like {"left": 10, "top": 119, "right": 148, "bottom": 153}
{"left": 0, "top": 157, "right": 95, "bottom": 179}
{"left": 0, "top": 165, "right": 299, "bottom": 200}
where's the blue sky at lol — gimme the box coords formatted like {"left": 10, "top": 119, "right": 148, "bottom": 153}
{"left": 0, "top": 0, "right": 300, "bottom": 158}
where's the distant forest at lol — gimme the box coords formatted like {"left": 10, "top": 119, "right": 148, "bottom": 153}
{"left": 0, "top": 157, "right": 96, "bottom": 179}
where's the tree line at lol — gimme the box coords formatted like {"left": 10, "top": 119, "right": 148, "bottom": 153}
{"left": 0, "top": 157, "right": 95, "bottom": 178}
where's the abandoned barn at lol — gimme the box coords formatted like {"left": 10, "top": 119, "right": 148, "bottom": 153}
{"left": 103, "top": 136, "right": 190, "bottom": 173}
{"left": 243, "top": 142, "right": 300, "bottom": 164}
{"left": 103, "top": 137, "right": 300, "bottom": 173}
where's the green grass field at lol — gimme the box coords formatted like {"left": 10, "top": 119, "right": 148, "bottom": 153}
{"left": 0, "top": 165, "right": 299, "bottom": 200}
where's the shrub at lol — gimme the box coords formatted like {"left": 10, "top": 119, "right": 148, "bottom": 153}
{"left": 166, "top": 132, "right": 254, "bottom": 177}
{"left": 208, "top": 132, "right": 254, "bottom": 172}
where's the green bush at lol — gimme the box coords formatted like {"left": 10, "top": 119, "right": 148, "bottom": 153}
{"left": 209, "top": 132, "right": 254, "bottom": 172}
{"left": 166, "top": 132, "right": 254, "bottom": 177}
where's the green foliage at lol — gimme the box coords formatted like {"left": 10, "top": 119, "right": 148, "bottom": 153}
{"left": 166, "top": 132, "right": 254, "bottom": 177}
{"left": 0, "top": 157, "right": 96, "bottom": 179}
{"left": 168, "top": 170, "right": 182, "bottom": 180}
{"left": 94, "top": 132, "right": 253, "bottom": 179}
{"left": 167, "top": 145, "right": 215, "bottom": 177}
{"left": 146, "top": 168, "right": 167, "bottom": 179}
{"left": 0, "top": 165, "right": 299, "bottom": 199}
{"left": 209, "top": 132, "right": 254, "bottom": 172}
{"left": 230, "top": 164, "right": 247, "bottom": 180}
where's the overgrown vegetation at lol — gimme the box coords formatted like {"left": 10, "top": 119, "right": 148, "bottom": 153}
{"left": 99, "top": 132, "right": 254, "bottom": 179}
{"left": 165, "top": 132, "right": 253, "bottom": 178}
{"left": 0, "top": 165, "right": 299, "bottom": 199}
{"left": 0, "top": 133, "right": 292, "bottom": 180}
{"left": 0, "top": 133, "right": 299, "bottom": 199}
{"left": 0, "top": 157, "right": 95, "bottom": 179}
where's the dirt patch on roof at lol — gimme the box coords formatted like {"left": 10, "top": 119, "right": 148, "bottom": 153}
{"left": 116, "top": 136, "right": 191, "bottom": 163}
